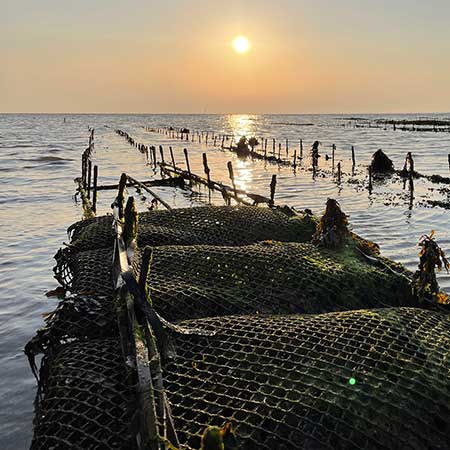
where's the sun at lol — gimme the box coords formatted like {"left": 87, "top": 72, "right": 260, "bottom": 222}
{"left": 232, "top": 36, "right": 250, "bottom": 54}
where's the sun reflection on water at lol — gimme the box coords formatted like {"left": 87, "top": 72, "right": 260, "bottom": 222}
{"left": 233, "top": 157, "right": 253, "bottom": 193}
{"left": 227, "top": 114, "right": 259, "bottom": 139}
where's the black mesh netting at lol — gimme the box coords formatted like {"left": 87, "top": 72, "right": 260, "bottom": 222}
{"left": 26, "top": 295, "right": 117, "bottom": 355}
{"left": 67, "top": 206, "right": 317, "bottom": 252}
{"left": 31, "top": 204, "right": 449, "bottom": 450}
{"left": 55, "top": 240, "right": 415, "bottom": 319}
{"left": 138, "top": 242, "right": 415, "bottom": 321}
{"left": 30, "top": 338, "right": 136, "bottom": 450}
{"left": 54, "top": 247, "right": 114, "bottom": 296}
{"left": 163, "top": 308, "right": 450, "bottom": 450}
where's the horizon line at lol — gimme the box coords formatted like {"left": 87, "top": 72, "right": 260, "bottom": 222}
{"left": 1, "top": 111, "right": 450, "bottom": 116}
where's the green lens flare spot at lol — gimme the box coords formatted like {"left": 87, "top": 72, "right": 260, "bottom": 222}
{"left": 348, "top": 377, "right": 357, "bottom": 385}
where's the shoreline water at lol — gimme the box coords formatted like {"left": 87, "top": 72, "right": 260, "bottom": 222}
{"left": 1, "top": 113, "right": 450, "bottom": 449}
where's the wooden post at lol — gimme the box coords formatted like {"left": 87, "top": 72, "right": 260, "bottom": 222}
{"left": 221, "top": 136, "right": 225, "bottom": 148}
{"left": 269, "top": 175, "right": 277, "bottom": 206}
{"left": 87, "top": 159, "right": 92, "bottom": 199}
{"left": 152, "top": 146, "right": 157, "bottom": 168}
{"left": 92, "top": 165, "right": 98, "bottom": 213}
{"left": 159, "top": 145, "right": 165, "bottom": 163}
{"left": 116, "top": 173, "right": 128, "bottom": 218}
{"left": 214, "top": 136, "right": 217, "bottom": 146}
{"left": 293, "top": 148, "right": 297, "bottom": 168}
{"left": 139, "top": 247, "right": 153, "bottom": 296}
{"left": 169, "top": 146, "right": 176, "bottom": 168}
{"left": 332, "top": 144, "right": 335, "bottom": 171}
{"left": 227, "top": 161, "right": 237, "bottom": 196}
{"left": 300, "top": 139, "right": 303, "bottom": 159}
{"left": 272, "top": 138, "right": 275, "bottom": 155}
{"left": 448, "top": 154, "right": 450, "bottom": 173}
{"left": 337, "top": 162, "right": 341, "bottom": 184}
{"left": 264, "top": 139, "right": 268, "bottom": 154}
{"left": 206, "top": 132, "right": 209, "bottom": 145}
{"left": 278, "top": 143, "right": 281, "bottom": 160}
{"left": 183, "top": 148, "right": 192, "bottom": 178}
{"left": 286, "top": 138, "right": 289, "bottom": 156}
{"left": 202, "top": 153, "right": 211, "bottom": 188}
{"left": 368, "top": 166, "right": 373, "bottom": 193}
{"left": 81, "top": 153, "right": 86, "bottom": 185}
{"left": 351, "top": 146, "right": 356, "bottom": 167}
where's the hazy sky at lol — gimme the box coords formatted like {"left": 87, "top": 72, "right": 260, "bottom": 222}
{"left": 2, "top": 0, "right": 450, "bottom": 113}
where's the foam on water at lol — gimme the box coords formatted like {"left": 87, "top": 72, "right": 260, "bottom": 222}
{"left": 1, "top": 113, "right": 450, "bottom": 449}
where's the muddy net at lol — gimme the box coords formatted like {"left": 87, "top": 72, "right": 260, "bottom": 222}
{"left": 67, "top": 206, "right": 317, "bottom": 252}
{"left": 164, "top": 308, "right": 450, "bottom": 450}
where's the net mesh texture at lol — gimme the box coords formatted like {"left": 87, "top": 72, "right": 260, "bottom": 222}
{"left": 29, "top": 205, "right": 449, "bottom": 450}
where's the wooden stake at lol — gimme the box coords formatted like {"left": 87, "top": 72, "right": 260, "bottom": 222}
{"left": 351, "top": 145, "right": 356, "bottom": 168}
{"left": 139, "top": 247, "right": 153, "bottom": 295}
{"left": 368, "top": 166, "right": 373, "bottom": 193}
{"left": 152, "top": 146, "right": 157, "bottom": 168}
{"left": 202, "top": 153, "right": 211, "bottom": 188}
{"left": 92, "top": 165, "right": 98, "bottom": 213}
{"left": 332, "top": 144, "right": 335, "bottom": 171}
{"left": 337, "top": 162, "right": 341, "bottom": 184}
{"left": 184, "top": 148, "right": 192, "bottom": 178}
{"left": 269, "top": 175, "right": 277, "bottom": 206}
{"left": 169, "top": 146, "right": 176, "bottom": 168}
{"left": 159, "top": 145, "right": 165, "bottom": 163}
{"left": 300, "top": 139, "right": 303, "bottom": 159}
{"left": 87, "top": 159, "right": 92, "bottom": 199}
{"left": 227, "top": 161, "right": 237, "bottom": 197}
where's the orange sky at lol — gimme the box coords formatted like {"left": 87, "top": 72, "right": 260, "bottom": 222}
{"left": 2, "top": 0, "right": 450, "bottom": 113}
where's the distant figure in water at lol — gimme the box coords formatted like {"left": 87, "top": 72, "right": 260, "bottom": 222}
{"left": 63, "top": 117, "right": 66, "bottom": 123}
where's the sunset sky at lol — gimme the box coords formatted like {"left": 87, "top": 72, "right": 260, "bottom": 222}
{"left": 2, "top": 0, "right": 450, "bottom": 113}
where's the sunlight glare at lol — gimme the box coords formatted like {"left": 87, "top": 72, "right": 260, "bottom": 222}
{"left": 232, "top": 36, "right": 250, "bottom": 54}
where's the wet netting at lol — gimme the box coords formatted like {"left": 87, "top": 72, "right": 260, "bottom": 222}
{"left": 30, "top": 338, "right": 136, "bottom": 450}
{"left": 137, "top": 242, "right": 415, "bottom": 321}
{"left": 57, "top": 240, "right": 416, "bottom": 321}
{"left": 164, "top": 308, "right": 450, "bottom": 450}
{"left": 26, "top": 295, "right": 117, "bottom": 356}
{"left": 67, "top": 206, "right": 317, "bottom": 252}
{"left": 29, "top": 203, "right": 450, "bottom": 450}
{"left": 54, "top": 247, "right": 114, "bottom": 295}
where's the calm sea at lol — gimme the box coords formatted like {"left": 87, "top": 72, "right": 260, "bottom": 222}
{"left": 1, "top": 113, "right": 450, "bottom": 449}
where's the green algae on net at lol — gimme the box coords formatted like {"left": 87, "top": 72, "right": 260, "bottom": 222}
{"left": 27, "top": 192, "right": 450, "bottom": 450}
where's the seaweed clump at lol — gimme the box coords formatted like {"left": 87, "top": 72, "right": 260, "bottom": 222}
{"left": 369, "top": 149, "right": 395, "bottom": 174}
{"left": 412, "top": 231, "right": 450, "bottom": 304}
{"left": 201, "top": 423, "right": 237, "bottom": 450}
{"left": 312, "top": 199, "right": 349, "bottom": 248}
{"left": 248, "top": 137, "right": 259, "bottom": 152}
